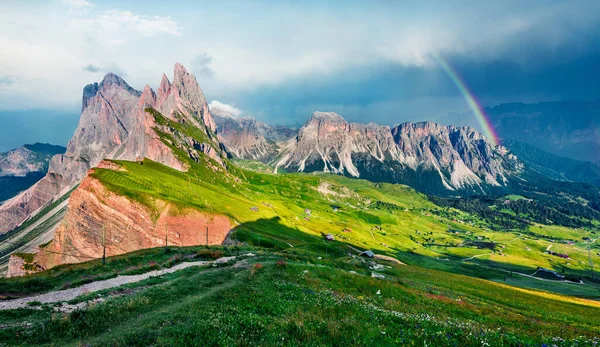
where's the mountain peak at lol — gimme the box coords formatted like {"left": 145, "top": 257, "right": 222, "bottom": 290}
{"left": 100, "top": 72, "right": 126, "bottom": 87}
{"left": 139, "top": 85, "right": 157, "bottom": 108}
{"left": 309, "top": 111, "right": 347, "bottom": 124}
{"left": 82, "top": 74, "right": 140, "bottom": 111}
{"left": 173, "top": 62, "right": 189, "bottom": 79}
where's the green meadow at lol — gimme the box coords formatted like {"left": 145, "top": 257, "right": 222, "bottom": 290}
{"left": 84, "top": 155, "right": 600, "bottom": 296}
{"left": 0, "top": 248, "right": 599, "bottom": 346}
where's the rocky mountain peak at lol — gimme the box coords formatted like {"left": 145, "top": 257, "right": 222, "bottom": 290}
{"left": 139, "top": 85, "right": 157, "bottom": 108}
{"left": 99, "top": 73, "right": 141, "bottom": 97}
{"left": 157, "top": 73, "right": 172, "bottom": 102}
{"left": 309, "top": 111, "right": 347, "bottom": 125}
{"left": 82, "top": 83, "right": 99, "bottom": 111}
{"left": 154, "top": 63, "right": 216, "bottom": 132}
{"left": 0, "top": 63, "right": 224, "bottom": 234}
{"left": 172, "top": 62, "right": 207, "bottom": 108}
{"left": 273, "top": 113, "right": 522, "bottom": 195}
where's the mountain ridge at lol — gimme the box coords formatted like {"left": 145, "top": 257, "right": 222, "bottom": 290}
{"left": 0, "top": 63, "right": 225, "bottom": 234}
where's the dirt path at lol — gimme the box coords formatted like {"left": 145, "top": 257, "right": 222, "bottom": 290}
{"left": 0, "top": 256, "right": 238, "bottom": 311}
{"left": 463, "top": 252, "right": 494, "bottom": 261}
{"left": 499, "top": 268, "right": 584, "bottom": 284}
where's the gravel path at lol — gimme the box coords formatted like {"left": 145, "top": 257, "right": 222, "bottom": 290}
{"left": 0, "top": 256, "right": 237, "bottom": 311}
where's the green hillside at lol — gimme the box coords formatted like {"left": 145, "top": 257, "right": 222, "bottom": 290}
{"left": 0, "top": 247, "right": 599, "bottom": 346}
{"left": 80, "top": 153, "right": 600, "bottom": 294}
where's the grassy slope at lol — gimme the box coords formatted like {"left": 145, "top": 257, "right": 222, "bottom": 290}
{"left": 85, "top": 157, "right": 600, "bottom": 296}
{"left": 0, "top": 250, "right": 598, "bottom": 346}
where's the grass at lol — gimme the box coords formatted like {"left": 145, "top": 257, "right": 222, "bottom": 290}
{"left": 0, "top": 251, "right": 599, "bottom": 346}
{"left": 78, "top": 154, "right": 600, "bottom": 296}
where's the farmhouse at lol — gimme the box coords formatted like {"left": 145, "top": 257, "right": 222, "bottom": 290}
{"left": 324, "top": 234, "right": 335, "bottom": 241}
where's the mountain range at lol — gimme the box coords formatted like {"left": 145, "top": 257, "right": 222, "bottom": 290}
{"left": 0, "top": 64, "right": 222, "bottom": 235}
{"left": 2, "top": 63, "right": 600, "bottom": 276}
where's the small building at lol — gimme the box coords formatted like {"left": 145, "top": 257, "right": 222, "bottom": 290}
{"left": 304, "top": 208, "right": 312, "bottom": 215}
{"left": 324, "top": 234, "right": 335, "bottom": 241}
{"left": 360, "top": 250, "right": 375, "bottom": 258}
{"left": 250, "top": 206, "right": 259, "bottom": 212}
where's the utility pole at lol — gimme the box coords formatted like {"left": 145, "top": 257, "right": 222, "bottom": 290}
{"left": 164, "top": 222, "right": 168, "bottom": 253}
{"left": 102, "top": 224, "right": 106, "bottom": 265}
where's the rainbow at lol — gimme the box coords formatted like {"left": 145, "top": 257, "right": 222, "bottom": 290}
{"left": 432, "top": 53, "right": 501, "bottom": 146}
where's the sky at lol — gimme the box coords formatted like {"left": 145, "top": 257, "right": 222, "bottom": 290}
{"left": 1, "top": 0, "right": 600, "bottom": 151}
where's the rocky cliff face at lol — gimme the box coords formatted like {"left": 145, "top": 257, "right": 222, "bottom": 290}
{"left": 213, "top": 113, "right": 296, "bottom": 161}
{"left": 0, "top": 63, "right": 224, "bottom": 234}
{"left": 10, "top": 162, "right": 233, "bottom": 274}
{"left": 274, "top": 112, "right": 521, "bottom": 195}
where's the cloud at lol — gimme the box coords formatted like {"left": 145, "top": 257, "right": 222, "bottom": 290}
{"left": 209, "top": 100, "right": 242, "bottom": 118}
{"left": 82, "top": 64, "right": 102, "bottom": 73}
{"left": 2, "top": 0, "right": 600, "bottom": 117}
{"left": 94, "top": 10, "right": 181, "bottom": 38}
{"left": 191, "top": 52, "right": 214, "bottom": 78}
{"left": 61, "top": 0, "right": 93, "bottom": 15}
{"left": 82, "top": 64, "right": 128, "bottom": 77}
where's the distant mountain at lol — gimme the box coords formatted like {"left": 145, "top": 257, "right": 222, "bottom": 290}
{"left": 0, "top": 143, "right": 65, "bottom": 202}
{"left": 484, "top": 101, "right": 600, "bottom": 164}
{"left": 271, "top": 112, "right": 522, "bottom": 196}
{"left": 504, "top": 139, "right": 600, "bottom": 186}
{"left": 212, "top": 113, "right": 296, "bottom": 161}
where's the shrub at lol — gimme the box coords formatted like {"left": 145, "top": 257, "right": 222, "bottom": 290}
{"left": 249, "top": 263, "right": 264, "bottom": 278}
{"left": 276, "top": 259, "right": 287, "bottom": 268}
{"left": 196, "top": 249, "right": 224, "bottom": 260}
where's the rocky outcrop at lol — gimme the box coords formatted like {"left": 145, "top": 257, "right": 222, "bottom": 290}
{"left": 7, "top": 165, "right": 233, "bottom": 275}
{"left": 0, "top": 143, "right": 65, "bottom": 178}
{"left": 0, "top": 63, "right": 225, "bottom": 234}
{"left": 274, "top": 112, "right": 522, "bottom": 196}
{"left": 0, "top": 143, "right": 66, "bottom": 203}
{"left": 213, "top": 114, "right": 296, "bottom": 161}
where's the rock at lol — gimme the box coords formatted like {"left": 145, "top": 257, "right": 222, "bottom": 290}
{"left": 273, "top": 112, "right": 522, "bottom": 196}
{"left": 0, "top": 63, "right": 226, "bottom": 234}
{"left": 213, "top": 114, "right": 296, "bottom": 161}
{"left": 11, "top": 174, "right": 233, "bottom": 275}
